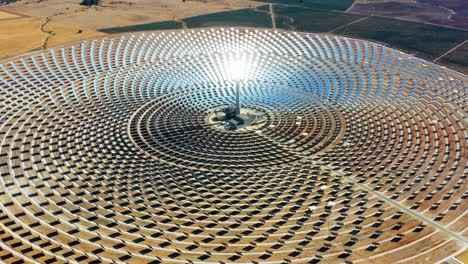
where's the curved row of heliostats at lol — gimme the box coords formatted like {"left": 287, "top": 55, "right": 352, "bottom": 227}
{"left": 3, "top": 28, "right": 465, "bottom": 108}
{"left": 0, "top": 28, "right": 466, "bottom": 263}
{"left": 128, "top": 85, "right": 344, "bottom": 168}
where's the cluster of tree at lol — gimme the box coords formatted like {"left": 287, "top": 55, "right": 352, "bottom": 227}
{"left": 80, "top": 0, "right": 100, "bottom": 6}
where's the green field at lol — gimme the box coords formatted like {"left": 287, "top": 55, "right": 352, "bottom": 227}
{"left": 256, "top": 0, "right": 355, "bottom": 11}
{"left": 101, "top": 21, "right": 182, "bottom": 33}
{"left": 334, "top": 16, "right": 468, "bottom": 61}
{"left": 438, "top": 42, "right": 468, "bottom": 74}
{"left": 102, "top": 8, "right": 272, "bottom": 33}
{"left": 269, "top": 5, "right": 365, "bottom": 32}
{"left": 182, "top": 8, "right": 272, "bottom": 29}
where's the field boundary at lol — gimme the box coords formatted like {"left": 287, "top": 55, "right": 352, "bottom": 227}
{"left": 345, "top": 10, "right": 468, "bottom": 31}
{"left": 345, "top": 0, "right": 359, "bottom": 12}
{"left": 0, "top": 9, "right": 27, "bottom": 20}
{"left": 329, "top": 16, "right": 368, "bottom": 33}
{"left": 270, "top": 4, "right": 276, "bottom": 29}
{"left": 254, "top": 2, "right": 467, "bottom": 31}
{"left": 433, "top": 39, "right": 467, "bottom": 62}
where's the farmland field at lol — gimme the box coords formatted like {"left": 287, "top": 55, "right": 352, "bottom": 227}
{"left": 268, "top": 5, "right": 365, "bottom": 32}
{"left": 183, "top": 8, "right": 272, "bottom": 29}
{"left": 256, "top": 0, "right": 355, "bottom": 11}
{"left": 437, "top": 42, "right": 468, "bottom": 74}
{"left": 102, "top": 21, "right": 183, "bottom": 33}
{"left": 334, "top": 16, "right": 468, "bottom": 61}
{"left": 349, "top": 0, "right": 468, "bottom": 30}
